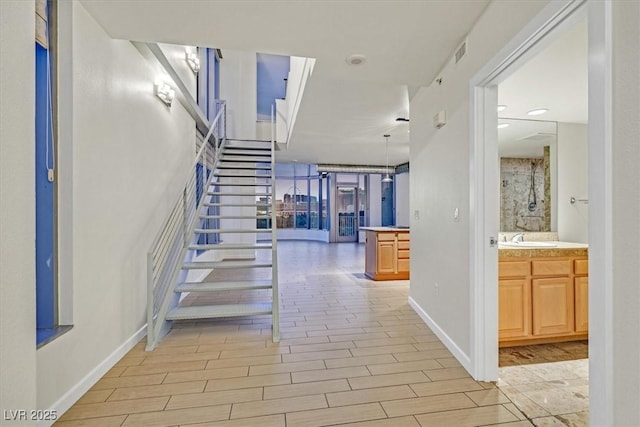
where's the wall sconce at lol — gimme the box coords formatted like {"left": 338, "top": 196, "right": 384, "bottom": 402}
{"left": 185, "top": 52, "right": 200, "bottom": 74}
{"left": 155, "top": 81, "right": 175, "bottom": 106}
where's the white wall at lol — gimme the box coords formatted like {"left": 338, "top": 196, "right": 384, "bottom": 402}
{"left": 220, "top": 49, "right": 257, "bottom": 140}
{"left": 557, "top": 123, "right": 588, "bottom": 243}
{"left": 611, "top": 2, "right": 640, "bottom": 424}
{"left": 0, "top": 0, "right": 38, "bottom": 416}
{"left": 36, "top": 1, "right": 197, "bottom": 413}
{"left": 409, "top": 1, "right": 547, "bottom": 358}
{"left": 395, "top": 172, "right": 410, "bottom": 227}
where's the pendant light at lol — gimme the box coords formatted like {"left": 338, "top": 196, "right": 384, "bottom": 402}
{"left": 382, "top": 134, "right": 393, "bottom": 182}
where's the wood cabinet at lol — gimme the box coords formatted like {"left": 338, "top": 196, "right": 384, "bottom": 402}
{"left": 499, "top": 253, "right": 588, "bottom": 347}
{"left": 532, "top": 277, "right": 574, "bottom": 336}
{"left": 498, "top": 279, "right": 531, "bottom": 339}
{"left": 574, "top": 277, "right": 589, "bottom": 333}
{"left": 364, "top": 229, "right": 410, "bottom": 280}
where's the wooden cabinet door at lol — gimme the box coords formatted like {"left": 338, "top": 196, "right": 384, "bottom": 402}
{"left": 377, "top": 240, "right": 396, "bottom": 274}
{"left": 532, "top": 277, "right": 574, "bottom": 336}
{"left": 575, "top": 277, "right": 589, "bottom": 333}
{"left": 499, "top": 279, "right": 531, "bottom": 339}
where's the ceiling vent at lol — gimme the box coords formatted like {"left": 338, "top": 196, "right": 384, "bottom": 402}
{"left": 454, "top": 39, "right": 467, "bottom": 64}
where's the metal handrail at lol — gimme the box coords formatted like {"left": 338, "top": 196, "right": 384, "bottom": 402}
{"left": 271, "top": 104, "right": 280, "bottom": 342}
{"left": 146, "top": 101, "right": 226, "bottom": 350}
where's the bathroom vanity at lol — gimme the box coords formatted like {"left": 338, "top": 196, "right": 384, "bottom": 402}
{"left": 362, "top": 227, "right": 410, "bottom": 280}
{"left": 498, "top": 242, "right": 588, "bottom": 347}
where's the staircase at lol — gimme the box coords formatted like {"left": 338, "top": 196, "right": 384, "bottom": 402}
{"left": 146, "top": 104, "right": 279, "bottom": 350}
{"left": 166, "top": 139, "right": 279, "bottom": 329}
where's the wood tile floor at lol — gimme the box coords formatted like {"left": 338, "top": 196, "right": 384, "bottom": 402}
{"left": 54, "top": 241, "right": 584, "bottom": 426}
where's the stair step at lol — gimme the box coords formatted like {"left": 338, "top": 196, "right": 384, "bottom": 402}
{"left": 204, "top": 202, "right": 271, "bottom": 207}
{"left": 219, "top": 157, "right": 271, "bottom": 163}
{"left": 213, "top": 173, "right": 272, "bottom": 178}
{"left": 222, "top": 150, "right": 271, "bottom": 156}
{"left": 220, "top": 153, "right": 271, "bottom": 163}
{"left": 188, "top": 243, "right": 273, "bottom": 250}
{"left": 195, "top": 228, "right": 271, "bottom": 234}
{"left": 200, "top": 215, "right": 271, "bottom": 220}
{"left": 216, "top": 165, "right": 271, "bottom": 170}
{"left": 175, "top": 280, "right": 273, "bottom": 293}
{"left": 207, "top": 194, "right": 271, "bottom": 199}
{"left": 182, "top": 260, "right": 272, "bottom": 269}
{"left": 224, "top": 146, "right": 272, "bottom": 151}
{"left": 209, "top": 182, "right": 268, "bottom": 187}
{"left": 166, "top": 303, "right": 273, "bottom": 320}
{"left": 207, "top": 192, "right": 271, "bottom": 197}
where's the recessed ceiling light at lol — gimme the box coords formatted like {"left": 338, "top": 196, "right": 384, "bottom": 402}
{"left": 527, "top": 108, "right": 549, "bottom": 116}
{"left": 346, "top": 54, "right": 366, "bottom": 66}
{"left": 497, "top": 123, "right": 510, "bottom": 129}
{"left": 497, "top": 105, "right": 507, "bottom": 112}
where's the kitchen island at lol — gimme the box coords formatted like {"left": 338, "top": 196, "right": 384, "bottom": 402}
{"left": 362, "top": 227, "right": 410, "bottom": 280}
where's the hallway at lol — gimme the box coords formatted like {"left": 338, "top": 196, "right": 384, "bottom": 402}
{"left": 55, "top": 242, "right": 557, "bottom": 426}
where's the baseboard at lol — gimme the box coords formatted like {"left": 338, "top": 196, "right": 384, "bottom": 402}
{"left": 40, "top": 324, "right": 147, "bottom": 426}
{"left": 408, "top": 296, "right": 472, "bottom": 373}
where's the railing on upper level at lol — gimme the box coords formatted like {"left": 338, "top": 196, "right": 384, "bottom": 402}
{"left": 146, "top": 102, "right": 226, "bottom": 350}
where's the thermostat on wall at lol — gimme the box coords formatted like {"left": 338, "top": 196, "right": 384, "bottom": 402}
{"left": 434, "top": 110, "right": 447, "bottom": 129}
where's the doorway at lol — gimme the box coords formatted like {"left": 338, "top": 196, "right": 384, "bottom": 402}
{"left": 470, "top": 1, "right": 613, "bottom": 425}
{"left": 336, "top": 186, "right": 358, "bottom": 242}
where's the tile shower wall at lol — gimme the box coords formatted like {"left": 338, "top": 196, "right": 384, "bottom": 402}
{"left": 500, "top": 157, "right": 550, "bottom": 232}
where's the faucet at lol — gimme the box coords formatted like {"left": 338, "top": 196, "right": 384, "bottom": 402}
{"left": 511, "top": 232, "right": 525, "bottom": 243}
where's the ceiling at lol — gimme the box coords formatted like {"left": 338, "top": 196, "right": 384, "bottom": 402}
{"left": 80, "top": 0, "right": 490, "bottom": 166}
{"left": 498, "top": 17, "right": 588, "bottom": 124}
{"left": 498, "top": 119, "right": 557, "bottom": 158}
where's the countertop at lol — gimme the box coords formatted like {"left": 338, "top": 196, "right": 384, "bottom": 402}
{"left": 360, "top": 227, "right": 410, "bottom": 232}
{"left": 499, "top": 241, "right": 588, "bottom": 258}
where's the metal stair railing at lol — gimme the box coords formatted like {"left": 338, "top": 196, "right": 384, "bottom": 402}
{"left": 271, "top": 104, "right": 280, "bottom": 342}
{"left": 146, "top": 102, "right": 226, "bottom": 351}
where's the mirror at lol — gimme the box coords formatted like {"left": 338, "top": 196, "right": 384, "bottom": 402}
{"left": 498, "top": 118, "right": 557, "bottom": 232}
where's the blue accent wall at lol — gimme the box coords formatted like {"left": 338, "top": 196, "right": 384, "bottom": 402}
{"left": 381, "top": 181, "right": 395, "bottom": 226}
{"left": 256, "top": 53, "right": 290, "bottom": 121}
{"left": 35, "top": 43, "right": 56, "bottom": 330}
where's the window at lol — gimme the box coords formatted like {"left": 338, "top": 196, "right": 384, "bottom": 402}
{"left": 276, "top": 178, "right": 295, "bottom": 229}
{"left": 273, "top": 163, "right": 329, "bottom": 231}
{"left": 309, "top": 178, "right": 319, "bottom": 229}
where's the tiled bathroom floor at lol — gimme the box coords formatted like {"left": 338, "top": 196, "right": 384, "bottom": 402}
{"left": 53, "top": 241, "right": 588, "bottom": 426}
{"left": 497, "top": 359, "right": 589, "bottom": 426}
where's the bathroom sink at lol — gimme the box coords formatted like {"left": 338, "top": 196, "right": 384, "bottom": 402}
{"left": 500, "top": 241, "right": 557, "bottom": 248}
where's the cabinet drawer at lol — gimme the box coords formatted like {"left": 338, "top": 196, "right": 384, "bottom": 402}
{"left": 397, "top": 233, "right": 410, "bottom": 241}
{"left": 532, "top": 260, "right": 571, "bottom": 276}
{"left": 574, "top": 259, "right": 588, "bottom": 276}
{"left": 378, "top": 233, "right": 396, "bottom": 241}
{"left": 398, "top": 241, "right": 410, "bottom": 250}
{"left": 397, "top": 258, "right": 410, "bottom": 273}
{"left": 499, "top": 261, "right": 529, "bottom": 278}
{"left": 398, "top": 249, "right": 410, "bottom": 259}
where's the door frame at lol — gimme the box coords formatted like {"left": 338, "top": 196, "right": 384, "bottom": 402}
{"left": 334, "top": 185, "right": 359, "bottom": 242}
{"left": 469, "top": 0, "right": 613, "bottom": 424}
